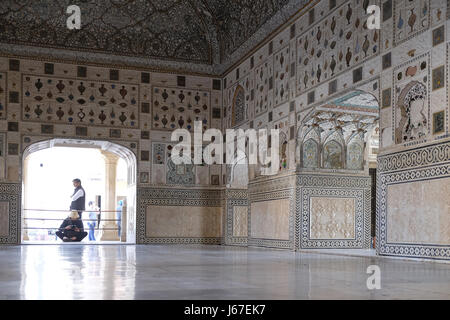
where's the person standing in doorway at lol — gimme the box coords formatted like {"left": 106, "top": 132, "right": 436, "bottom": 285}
{"left": 87, "top": 201, "right": 97, "bottom": 241}
{"left": 70, "top": 178, "right": 86, "bottom": 220}
{"left": 116, "top": 200, "right": 123, "bottom": 238}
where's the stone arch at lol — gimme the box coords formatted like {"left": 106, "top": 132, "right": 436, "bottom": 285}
{"left": 21, "top": 138, "right": 137, "bottom": 244}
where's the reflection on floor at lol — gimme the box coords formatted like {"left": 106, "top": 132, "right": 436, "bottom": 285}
{"left": 0, "top": 245, "right": 449, "bottom": 300}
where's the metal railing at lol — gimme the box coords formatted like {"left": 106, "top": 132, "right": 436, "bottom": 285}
{"left": 22, "top": 208, "right": 123, "bottom": 232}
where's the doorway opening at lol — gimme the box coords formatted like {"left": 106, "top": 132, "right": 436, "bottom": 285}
{"left": 21, "top": 139, "right": 137, "bottom": 244}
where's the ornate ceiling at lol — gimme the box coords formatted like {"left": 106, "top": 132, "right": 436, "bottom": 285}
{"left": 0, "top": 0, "right": 309, "bottom": 75}
{"left": 301, "top": 91, "right": 379, "bottom": 143}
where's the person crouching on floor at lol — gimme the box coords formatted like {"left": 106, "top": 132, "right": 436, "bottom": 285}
{"left": 56, "top": 210, "right": 88, "bottom": 242}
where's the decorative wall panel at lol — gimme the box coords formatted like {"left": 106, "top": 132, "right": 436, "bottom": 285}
{"left": 386, "top": 178, "right": 450, "bottom": 245}
{"left": 310, "top": 197, "right": 356, "bottom": 240}
{"left": 254, "top": 59, "right": 273, "bottom": 116}
{"left": 232, "top": 85, "right": 246, "bottom": 126}
{"left": 248, "top": 174, "right": 296, "bottom": 250}
{"left": 0, "top": 183, "right": 21, "bottom": 244}
{"left": 233, "top": 206, "right": 248, "bottom": 237}
{"left": 0, "top": 133, "right": 5, "bottom": 180}
{"left": 323, "top": 140, "right": 344, "bottom": 169}
{"left": 225, "top": 189, "right": 248, "bottom": 246}
{"left": 137, "top": 187, "right": 223, "bottom": 244}
{"left": 0, "top": 72, "right": 6, "bottom": 119}
{"left": 295, "top": 0, "right": 380, "bottom": 95}
{"left": 347, "top": 141, "right": 364, "bottom": 170}
{"left": 303, "top": 139, "right": 319, "bottom": 168}
{"left": 152, "top": 143, "right": 166, "bottom": 165}
{"left": 152, "top": 86, "right": 210, "bottom": 131}
{"left": 297, "top": 174, "right": 371, "bottom": 249}
{"left": 166, "top": 158, "right": 195, "bottom": 185}
{"left": 274, "top": 46, "right": 290, "bottom": 106}
{"left": 394, "top": 53, "right": 430, "bottom": 145}
{"left": 250, "top": 199, "right": 290, "bottom": 240}
{"left": 377, "top": 140, "right": 450, "bottom": 260}
{"left": 146, "top": 205, "right": 222, "bottom": 238}
{"left": 22, "top": 75, "right": 139, "bottom": 128}
{"left": 0, "top": 202, "right": 9, "bottom": 237}
{"left": 394, "top": 0, "right": 430, "bottom": 46}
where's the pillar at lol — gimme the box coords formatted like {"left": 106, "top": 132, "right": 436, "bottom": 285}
{"left": 120, "top": 200, "right": 127, "bottom": 242}
{"left": 100, "top": 151, "right": 120, "bottom": 241}
{"left": 22, "top": 156, "right": 30, "bottom": 241}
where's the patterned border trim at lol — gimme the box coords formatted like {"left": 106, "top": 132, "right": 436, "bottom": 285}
{"left": 377, "top": 160, "right": 450, "bottom": 260}
{"left": 378, "top": 140, "right": 450, "bottom": 172}
{"left": 137, "top": 187, "right": 224, "bottom": 244}
{"left": 297, "top": 174, "right": 371, "bottom": 188}
{"left": 249, "top": 173, "right": 296, "bottom": 194}
{"left": 0, "top": 183, "right": 21, "bottom": 244}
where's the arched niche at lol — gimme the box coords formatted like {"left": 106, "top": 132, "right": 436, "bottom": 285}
{"left": 302, "top": 138, "right": 320, "bottom": 169}
{"left": 395, "top": 81, "right": 427, "bottom": 144}
{"left": 323, "top": 140, "right": 344, "bottom": 169}
{"left": 231, "top": 85, "right": 246, "bottom": 127}
{"left": 346, "top": 134, "right": 364, "bottom": 170}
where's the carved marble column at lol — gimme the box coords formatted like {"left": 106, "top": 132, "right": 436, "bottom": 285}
{"left": 100, "top": 151, "right": 119, "bottom": 241}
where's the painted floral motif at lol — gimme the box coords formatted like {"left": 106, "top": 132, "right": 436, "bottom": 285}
{"left": 310, "top": 197, "right": 356, "bottom": 240}
{"left": 302, "top": 139, "right": 319, "bottom": 168}
{"left": 296, "top": 0, "right": 380, "bottom": 95}
{"left": 22, "top": 75, "right": 139, "bottom": 128}
{"left": 232, "top": 86, "right": 246, "bottom": 126}
{"left": 152, "top": 143, "right": 166, "bottom": 165}
{"left": 254, "top": 59, "right": 273, "bottom": 116}
{"left": 323, "top": 140, "right": 343, "bottom": 169}
{"left": 166, "top": 157, "right": 195, "bottom": 185}
{"left": 152, "top": 87, "right": 210, "bottom": 132}
{"left": 347, "top": 141, "right": 363, "bottom": 170}
{"left": 0, "top": 73, "right": 5, "bottom": 119}
{"left": 394, "top": 0, "right": 430, "bottom": 45}
{"left": 274, "top": 46, "right": 290, "bottom": 106}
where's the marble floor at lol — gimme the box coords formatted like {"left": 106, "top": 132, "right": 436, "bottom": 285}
{"left": 0, "top": 244, "right": 449, "bottom": 300}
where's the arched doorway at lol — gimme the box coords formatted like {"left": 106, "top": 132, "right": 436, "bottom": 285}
{"left": 21, "top": 138, "right": 137, "bottom": 244}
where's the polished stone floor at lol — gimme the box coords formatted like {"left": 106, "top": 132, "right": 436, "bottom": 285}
{"left": 0, "top": 244, "right": 449, "bottom": 300}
